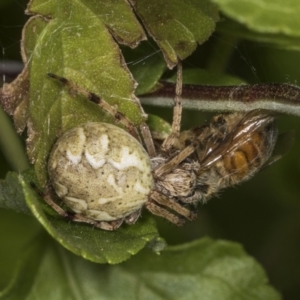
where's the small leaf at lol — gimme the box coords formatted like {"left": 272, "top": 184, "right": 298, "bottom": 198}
{"left": 130, "top": 0, "right": 219, "bottom": 68}
{"left": 214, "top": 0, "right": 300, "bottom": 37}
{"left": 0, "top": 238, "right": 281, "bottom": 300}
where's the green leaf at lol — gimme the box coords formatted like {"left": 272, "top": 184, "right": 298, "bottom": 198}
{"left": 130, "top": 0, "right": 219, "bottom": 68}
{"left": 0, "top": 170, "right": 161, "bottom": 264}
{"left": 27, "top": 0, "right": 146, "bottom": 47}
{"left": 24, "top": 1, "right": 146, "bottom": 185}
{"left": 214, "top": 0, "right": 300, "bottom": 37}
{"left": 0, "top": 238, "right": 281, "bottom": 300}
{"left": 23, "top": 175, "right": 161, "bottom": 264}
{"left": 124, "top": 239, "right": 281, "bottom": 300}
{"left": 217, "top": 19, "right": 300, "bottom": 50}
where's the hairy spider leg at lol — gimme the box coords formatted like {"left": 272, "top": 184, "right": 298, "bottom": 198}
{"left": 153, "top": 61, "right": 201, "bottom": 177}
{"left": 145, "top": 201, "right": 185, "bottom": 226}
{"left": 161, "top": 61, "right": 183, "bottom": 150}
{"left": 139, "top": 122, "right": 156, "bottom": 157}
{"left": 150, "top": 190, "right": 197, "bottom": 221}
{"left": 171, "top": 61, "right": 183, "bottom": 136}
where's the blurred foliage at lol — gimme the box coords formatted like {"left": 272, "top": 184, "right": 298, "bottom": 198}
{"left": 1, "top": 0, "right": 300, "bottom": 299}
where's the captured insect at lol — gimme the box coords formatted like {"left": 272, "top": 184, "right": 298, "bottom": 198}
{"left": 177, "top": 110, "right": 277, "bottom": 201}
{"left": 32, "top": 63, "right": 279, "bottom": 230}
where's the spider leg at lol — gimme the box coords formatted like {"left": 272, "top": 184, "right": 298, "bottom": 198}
{"left": 70, "top": 214, "right": 123, "bottom": 231}
{"left": 145, "top": 200, "right": 185, "bottom": 226}
{"left": 161, "top": 61, "right": 183, "bottom": 151}
{"left": 151, "top": 190, "right": 197, "bottom": 221}
{"left": 171, "top": 60, "right": 183, "bottom": 135}
{"left": 47, "top": 73, "right": 141, "bottom": 143}
{"left": 139, "top": 122, "right": 156, "bottom": 157}
{"left": 30, "top": 182, "right": 122, "bottom": 231}
{"left": 154, "top": 62, "right": 198, "bottom": 177}
{"left": 30, "top": 182, "right": 68, "bottom": 217}
{"left": 154, "top": 143, "right": 197, "bottom": 177}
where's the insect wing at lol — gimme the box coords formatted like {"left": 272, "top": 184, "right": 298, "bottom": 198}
{"left": 199, "top": 110, "right": 276, "bottom": 170}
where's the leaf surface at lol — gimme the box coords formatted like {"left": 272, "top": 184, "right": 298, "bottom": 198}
{"left": 217, "top": 19, "right": 300, "bottom": 50}
{"left": 214, "top": 0, "right": 300, "bottom": 37}
{"left": 130, "top": 0, "right": 219, "bottom": 68}
{"left": 0, "top": 238, "right": 281, "bottom": 300}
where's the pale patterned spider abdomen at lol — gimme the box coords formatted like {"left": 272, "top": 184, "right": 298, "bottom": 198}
{"left": 48, "top": 122, "right": 153, "bottom": 223}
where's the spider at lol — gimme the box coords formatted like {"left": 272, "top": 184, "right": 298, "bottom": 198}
{"left": 32, "top": 62, "right": 278, "bottom": 230}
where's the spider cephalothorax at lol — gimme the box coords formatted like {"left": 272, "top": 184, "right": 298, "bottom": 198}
{"left": 34, "top": 64, "right": 278, "bottom": 230}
